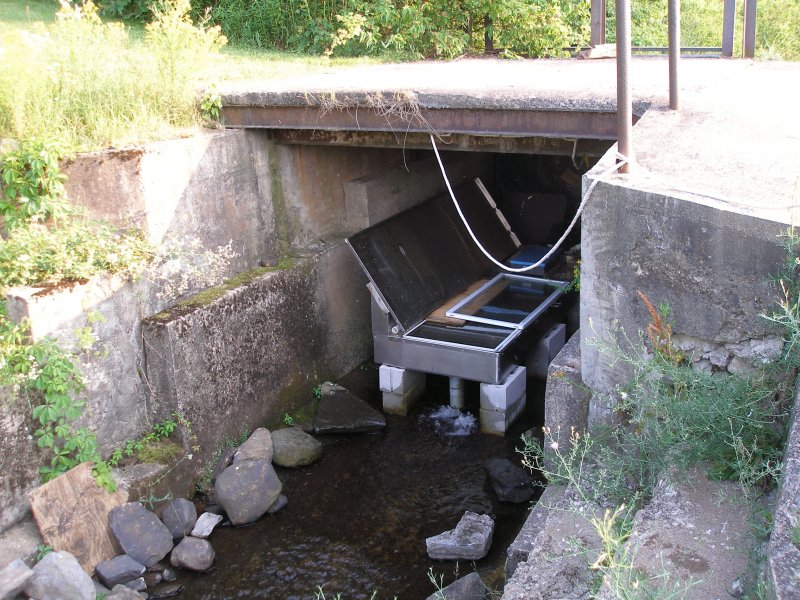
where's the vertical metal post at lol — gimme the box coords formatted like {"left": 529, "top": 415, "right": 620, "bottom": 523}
{"left": 615, "top": 0, "right": 633, "bottom": 172}
{"left": 722, "top": 0, "right": 736, "bottom": 57}
{"left": 668, "top": 0, "right": 680, "bottom": 110}
{"left": 591, "top": 0, "right": 606, "bottom": 46}
{"left": 743, "top": 0, "right": 757, "bottom": 58}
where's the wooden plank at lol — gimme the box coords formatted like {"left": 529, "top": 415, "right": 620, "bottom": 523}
{"left": 29, "top": 462, "right": 128, "bottom": 574}
{"left": 425, "top": 279, "right": 489, "bottom": 326}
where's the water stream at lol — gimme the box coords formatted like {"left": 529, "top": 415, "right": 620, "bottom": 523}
{"left": 176, "top": 367, "right": 543, "bottom": 599}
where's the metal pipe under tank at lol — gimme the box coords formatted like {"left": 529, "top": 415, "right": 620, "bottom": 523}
{"left": 449, "top": 377, "right": 465, "bottom": 409}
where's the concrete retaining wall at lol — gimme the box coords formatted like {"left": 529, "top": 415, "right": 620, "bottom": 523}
{"left": 141, "top": 243, "right": 370, "bottom": 468}
{"left": 580, "top": 169, "right": 787, "bottom": 423}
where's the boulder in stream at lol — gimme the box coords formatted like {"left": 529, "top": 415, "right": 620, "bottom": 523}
{"left": 426, "top": 511, "right": 494, "bottom": 561}
{"left": 314, "top": 382, "right": 386, "bottom": 434}
{"left": 0, "top": 559, "right": 33, "bottom": 600}
{"left": 484, "top": 458, "right": 537, "bottom": 503}
{"left": 160, "top": 498, "right": 198, "bottom": 540}
{"left": 191, "top": 512, "right": 224, "bottom": 539}
{"left": 170, "top": 537, "right": 215, "bottom": 572}
{"left": 234, "top": 428, "right": 274, "bottom": 463}
{"left": 95, "top": 554, "right": 146, "bottom": 588}
{"left": 266, "top": 494, "right": 288, "bottom": 514}
{"left": 214, "top": 459, "right": 282, "bottom": 525}
{"left": 24, "top": 551, "right": 95, "bottom": 600}
{"left": 108, "top": 503, "right": 174, "bottom": 567}
{"left": 425, "top": 572, "right": 488, "bottom": 600}
{"left": 105, "top": 583, "right": 145, "bottom": 599}
{"left": 271, "top": 427, "right": 322, "bottom": 467}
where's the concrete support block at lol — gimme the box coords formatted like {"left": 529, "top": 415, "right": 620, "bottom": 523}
{"left": 527, "top": 323, "right": 567, "bottom": 379}
{"left": 379, "top": 365, "right": 426, "bottom": 416}
{"left": 479, "top": 366, "right": 526, "bottom": 435}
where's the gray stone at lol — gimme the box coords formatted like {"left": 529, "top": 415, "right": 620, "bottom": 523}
{"left": 170, "top": 537, "right": 215, "bottom": 572}
{"left": 0, "top": 559, "right": 33, "bottom": 600}
{"left": 125, "top": 577, "right": 147, "bottom": 592}
{"left": 426, "top": 512, "right": 494, "bottom": 561}
{"left": 425, "top": 572, "right": 487, "bottom": 600}
{"left": 766, "top": 383, "right": 800, "bottom": 599}
{"left": 190, "top": 512, "right": 223, "bottom": 539}
{"left": 143, "top": 571, "right": 163, "bottom": 588}
{"left": 706, "top": 346, "right": 731, "bottom": 368}
{"left": 94, "top": 580, "right": 112, "bottom": 597}
{"left": 727, "top": 356, "right": 756, "bottom": 376}
{"left": 147, "top": 582, "right": 183, "bottom": 599}
{"left": 106, "top": 583, "right": 145, "bottom": 599}
{"left": 314, "top": 382, "right": 386, "bottom": 434}
{"left": 271, "top": 427, "right": 323, "bottom": 467}
{"left": 161, "top": 568, "right": 177, "bottom": 583}
{"left": 212, "top": 447, "right": 236, "bottom": 484}
{"left": 543, "top": 332, "right": 591, "bottom": 458}
{"left": 750, "top": 336, "right": 784, "bottom": 362}
{"left": 95, "top": 554, "right": 146, "bottom": 588}
{"left": 109, "top": 503, "right": 174, "bottom": 567}
{"left": 160, "top": 498, "right": 197, "bottom": 540}
{"left": 267, "top": 494, "right": 288, "bottom": 514}
{"left": 214, "top": 459, "right": 282, "bottom": 525}
{"left": 24, "top": 551, "right": 94, "bottom": 600}
{"left": 234, "top": 428, "right": 273, "bottom": 463}
{"left": 484, "top": 458, "right": 536, "bottom": 503}
{"left": 505, "top": 485, "right": 566, "bottom": 579}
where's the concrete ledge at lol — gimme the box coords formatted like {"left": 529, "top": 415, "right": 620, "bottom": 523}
{"left": 504, "top": 485, "right": 564, "bottom": 579}
{"left": 141, "top": 243, "right": 371, "bottom": 470}
{"left": 766, "top": 382, "right": 800, "bottom": 599}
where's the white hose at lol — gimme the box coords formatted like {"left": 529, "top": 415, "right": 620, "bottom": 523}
{"left": 430, "top": 133, "right": 629, "bottom": 273}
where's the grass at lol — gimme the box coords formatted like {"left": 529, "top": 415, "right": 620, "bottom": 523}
{"left": 0, "top": 0, "right": 382, "bottom": 151}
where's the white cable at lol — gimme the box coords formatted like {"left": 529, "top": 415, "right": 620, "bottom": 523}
{"left": 430, "top": 133, "right": 628, "bottom": 274}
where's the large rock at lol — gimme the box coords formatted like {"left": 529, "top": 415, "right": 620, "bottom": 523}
{"left": 108, "top": 503, "right": 174, "bottom": 567}
{"left": 425, "top": 572, "right": 487, "bottom": 600}
{"left": 105, "top": 583, "right": 145, "bottom": 599}
{"left": 190, "top": 512, "right": 223, "bottom": 539}
{"left": 314, "top": 382, "right": 386, "bottom": 434}
{"left": 0, "top": 559, "right": 33, "bottom": 600}
{"left": 214, "top": 459, "right": 282, "bottom": 525}
{"left": 271, "top": 427, "right": 323, "bottom": 467}
{"left": 266, "top": 494, "right": 288, "bottom": 515}
{"left": 234, "top": 428, "right": 274, "bottom": 463}
{"left": 170, "top": 537, "right": 215, "bottom": 572}
{"left": 95, "top": 554, "right": 146, "bottom": 588}
{"left": 160, "top": 498, "right": 198, "bottom": 540}
{"left": 426, "top": 512, "right": 494, "bottom": 561}
{"left": 24, "top": 551, "right": 94, "bottom": 600}
{"left": 484, "top": 458, "right": 537, "bottom": 503}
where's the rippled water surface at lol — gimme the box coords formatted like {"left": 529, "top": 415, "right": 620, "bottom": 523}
{"left": 177, "top": 369, "right": 543, "bottom": 600}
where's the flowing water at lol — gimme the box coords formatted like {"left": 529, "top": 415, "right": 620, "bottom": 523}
{"left": 176, "top": 367, "right": 544, "bottom": 600}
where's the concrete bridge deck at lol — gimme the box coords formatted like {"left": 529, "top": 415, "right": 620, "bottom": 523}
{"left": 221, "top": 57, "right": 800, "bottom": 222}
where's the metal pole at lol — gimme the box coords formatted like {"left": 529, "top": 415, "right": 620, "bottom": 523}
{"left": 668, "top": 0, "right": 680, "bottom": 110}
{"left": 743, "top": 0, "right": 757, "bottom": 58}
{"left": 616, "top": 0, "right": 633, "bottom": 172}
{"left": 722, "top": 0, "right": 736, "bottom": 57}
{"left": 591, "top": 0, "right": 606, "bottom": 46}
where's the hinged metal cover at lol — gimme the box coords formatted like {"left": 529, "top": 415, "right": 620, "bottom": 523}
{"left": 347, "top": 183, "right": 518, "bottom": 332}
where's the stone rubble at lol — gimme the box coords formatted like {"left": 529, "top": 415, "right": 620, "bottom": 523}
{"left": 425, "top": 572, "right": 488, "bottom": 600}
{"left": 24, "top": 551, "right": 95, "bottom": 600}
{"left": 0, "top": 559, "right": 32, "bottom": 600}
{"left": 271, "top": 427, "right": 323, "bottom": 467}
{"left": 484, "top": 458, "right": 537, "bottom": 503}
{"left": 426, "top": 511, "right": 494, "bottom": 561}
{"left": 170, "top": 537, "right": 215, "bottom": 572}
{"left": 95, "top": 554, "right": 146, "bottom": 589}
{"left": 109, "top": 503, "right": 174, "bottom": 568}
{"left": 214, "top": 459, "right": 283, "bottom": 526}
{"left": 314, "top": 382, "right": 386, "bottom": 433}
{"left": 233, "top": 428, "right": 274, "bottom": 464}
{"left": 190, "top": 512, "right": 223, "bottom": 539}
{"left": 160, "top": 499, "right": 197, "bottom": 541}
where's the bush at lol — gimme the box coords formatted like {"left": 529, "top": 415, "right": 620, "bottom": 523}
{"left": 202, "top": 0, "right": 590, "bottom": 58}
{"left": 0, "top": 0, "right": 226, "bottom": 151}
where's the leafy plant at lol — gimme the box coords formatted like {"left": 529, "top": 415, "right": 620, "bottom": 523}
{"left": 200, "top": 83, "right": 223, "bottom": 124}
{"left": 0, "top": 140, "right": 71, "bottom": 230}
{"left": 105, "top": 417, "right": 181, "bottom": 468}
{"left": 35, "top": 543, "right": 53, "bottom": 562}
{"left": 195, "top": 425, "right": 251, "bottom": 494}
{"left": 283, "top": 412, "right": 295, "bottom": 426}
{"left": 312, "top": 384, "right": 322, "bottom": 399}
